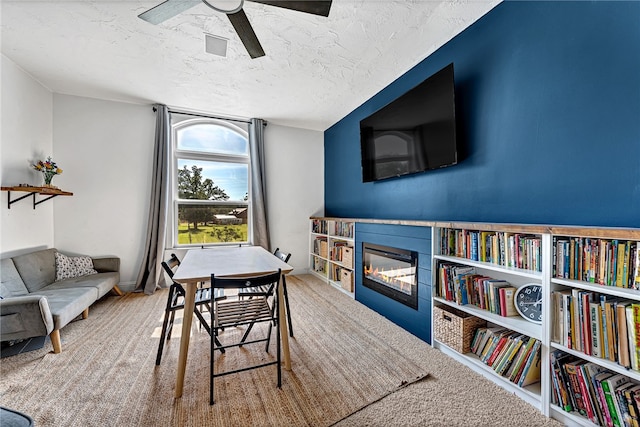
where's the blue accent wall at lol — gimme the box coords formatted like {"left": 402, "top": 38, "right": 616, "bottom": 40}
{"left": 355, "top": 223, "right": 432, "bottom": 343}
{"left": 324, "top": 2, "right": 640, "bottom": 228}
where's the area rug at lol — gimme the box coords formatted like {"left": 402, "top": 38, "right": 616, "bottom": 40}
{"left": 0, "top": 275, "right": 431, "bottom": 426}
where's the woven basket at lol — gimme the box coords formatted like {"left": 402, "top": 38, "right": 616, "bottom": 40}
{"left": 340, "top": 269, "right": 353, "bottom": 292}
{"left": 433, "top": 305, "right": 486, "bottom": 354}
{"left": 319, "top": 240, "right": 328, "bottom": 258}
{"left": 342, "top": 247, "right": 353, "bottom": 269}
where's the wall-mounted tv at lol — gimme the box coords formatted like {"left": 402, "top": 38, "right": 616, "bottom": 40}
{"left": 360, "top": 63, "right": 457, "bottom": 182}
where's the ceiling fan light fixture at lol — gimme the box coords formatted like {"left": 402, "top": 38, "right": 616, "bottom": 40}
{"left": 201, "top": 0, "right": 244, "bottom": 14}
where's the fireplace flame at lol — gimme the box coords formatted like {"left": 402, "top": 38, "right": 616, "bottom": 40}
{"left": 364, "top": 263, "right": 414, "bottom": 294}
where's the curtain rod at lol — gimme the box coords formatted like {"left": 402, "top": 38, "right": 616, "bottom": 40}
{"left": 152, "top": 105, "right": 266, "bottom": 126}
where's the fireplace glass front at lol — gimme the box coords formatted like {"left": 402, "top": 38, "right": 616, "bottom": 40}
{"left": 362, "top": 243, "right": 418, "bottom": 309}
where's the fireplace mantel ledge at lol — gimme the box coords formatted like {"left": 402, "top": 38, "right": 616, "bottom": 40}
{"left": 310, "top": 217, "right": 640, "bottom": 239}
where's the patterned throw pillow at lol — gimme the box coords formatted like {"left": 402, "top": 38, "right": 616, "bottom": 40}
{"left": 55, "top": 252, "right": 98, "bottom": 281}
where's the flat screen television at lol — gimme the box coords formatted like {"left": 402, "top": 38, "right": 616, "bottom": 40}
{"left": 360, "top": 63, "right": 457, "bottom": 182}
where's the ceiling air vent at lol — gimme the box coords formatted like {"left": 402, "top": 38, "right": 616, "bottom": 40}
{"left": 205, "top": 33, "right": 228, "bottom": 57}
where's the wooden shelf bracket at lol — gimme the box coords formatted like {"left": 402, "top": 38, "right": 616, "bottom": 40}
{"left": 1, "top": 186, "right": 73, "bottom": 209}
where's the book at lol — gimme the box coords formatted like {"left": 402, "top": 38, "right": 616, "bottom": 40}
{"left": 617, "top": 301, "right": 632, "bottom": 368}
{"left": 508, "top": 336, "right": 536, "bottom": 382}
{"left": 616, "top": 381, "right": 637, "bottom": 427}
{"left": 453, "top": 265, "right": 475, "bottom": 305}
{"left": 601, "top": 374, "right": 631, "bottom": 427}
{"left": 627, "top": 304, "right": 639, "bottom": 371}
{"left": 550, "top": 350, "right": 575, "bottom": 412}
{"left": 502, "top": 337, "right": 529, "bottom": 378}
{"left": 559, "top": 290, "right": 573, "bottom": 348}
{"left": 487, "top": 280, "right": 509, "bottom": 314}
{"left": 563, "top": 359, "right": 590, "bottom": 417}
{"left": 494, "top": 334, "right": 525, "bottom": 375}
{"left": 632, "top": 244, "right": 640, "bottom": 290}
{"left": 470, "top": 327, "right": 486, "bottom": 354}
{"left": 551, "top": 291, "right": 562, "bottom": 344}
{"left": 595, "top": 372, "right": 615, "bottom": 427}
{"left": 480, "top": 328, "right": 508, "bottom": 361}
{"left": 580, "top": 290, "right": 593, "bottom": 355}
{"left": 499, "top": 286, "right": 518, "bottom": 317}
{"left": 624, "top": 384, "right": 640, "bottom": 427}
{"left": 571, "top": 288, "right": 582, "bottom": 352}
{"left": 582, "top": 362, "right": 609, "bottom": 426}
{"left": 634, "top": 304, "right": 640, "bottom": 368}
{"left": 518, "top": 340, "right": 542, "bottom": 387}
{"left": 487, "top": 331, "right": 515, "bottom": 366}
{"left": 473, "top": 327, "right": 490, "bottom": 356}
{"left": 590, "top": 301, "right": 603, "bottom": 358}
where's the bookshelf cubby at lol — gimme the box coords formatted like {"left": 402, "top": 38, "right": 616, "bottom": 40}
{"left": 432, "top": 226, "right": 549, "bottom": 411}
{"left": 309, "top": 218, "right": 355, "bottom": 296}
{"left": 309, "top": 217, "right": 640, "bottom": 425}
{"left": 548, "top": 231, "right": 640, "bottom": 426}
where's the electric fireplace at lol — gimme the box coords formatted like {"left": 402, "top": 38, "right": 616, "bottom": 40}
{"left": 362, "top": 243, "right": 418, "bottom": 309}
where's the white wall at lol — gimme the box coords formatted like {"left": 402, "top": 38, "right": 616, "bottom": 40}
{"left": 1, "top": 59, "right": 324, "bottom": 284}
{"left": 0, "top": 55, "right": 55, "bottom": 256}
{"left": 264, "top": 124, "right": 324, "bottom": 273}
{"left": 52, "top": 94, "right": 155, "bottom": 288}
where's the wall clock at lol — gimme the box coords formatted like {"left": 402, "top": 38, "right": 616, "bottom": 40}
{"left": 514, "top": 283, "right": 543, "bottom": 324}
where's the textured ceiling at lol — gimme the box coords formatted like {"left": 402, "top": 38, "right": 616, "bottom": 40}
{"left": 1, "top": 0, "right": 499, "bottom": 131}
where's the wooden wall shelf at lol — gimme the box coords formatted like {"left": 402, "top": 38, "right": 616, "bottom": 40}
{"left": 1, "top": 186, "right": 73, "bottom": 209}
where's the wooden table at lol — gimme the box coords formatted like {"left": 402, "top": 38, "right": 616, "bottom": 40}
{"left": 171, "top": 246, "right": 293, "bottom": 398}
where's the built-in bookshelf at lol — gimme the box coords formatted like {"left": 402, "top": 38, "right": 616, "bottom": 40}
{"left": 548, "top": 231, "right": 640, "bottom": 427}
{"left": 309, "top": 218, "right": 355, "bottom": 296}
{"left": 309, "top": 217, "right": 640, "bottom": 426}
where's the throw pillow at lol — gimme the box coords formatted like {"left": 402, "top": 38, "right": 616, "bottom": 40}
{"left": 55, "top": 252, "right": 98, "bottom": 281}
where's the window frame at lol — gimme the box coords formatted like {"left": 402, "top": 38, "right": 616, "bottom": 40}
{"left": 170, "top": 117, "right": 251, "bottom": 248}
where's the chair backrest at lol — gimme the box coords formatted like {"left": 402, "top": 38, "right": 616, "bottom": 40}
{"left": 161, "top": 253, "right": 181, "bottom": 280}
{"left": 211, "top": 269, "right": 281, "bottom": 293}
{"left": 273, "top": 248, "right": 291, "bottom": 263}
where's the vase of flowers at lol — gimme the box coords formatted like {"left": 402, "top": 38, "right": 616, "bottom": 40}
{"left": 32, "top": 157, "right": 63, "bottom": 188}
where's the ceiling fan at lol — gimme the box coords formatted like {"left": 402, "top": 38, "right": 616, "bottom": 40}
{"left": 138, "top": 0, "right": 332, "bottom": 59}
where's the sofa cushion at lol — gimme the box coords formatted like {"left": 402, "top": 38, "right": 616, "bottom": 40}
{"left": 0, "top": 259, "right": 29, "bottom": 298}
{"left": 45, "top": 272, "right": 120, "bottom": 299}
{"left": 11, "top": 249, "right": 57, "bottom": 293}
{"left": 30, "top": 287, "right": 97, "bottom": 330}
{"left": 55, "top": 252, "right": 98, "bottom": 281}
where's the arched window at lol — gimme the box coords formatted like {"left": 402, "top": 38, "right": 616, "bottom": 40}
{"left": 171, "top": 118, "right": 250, "bottom": 246}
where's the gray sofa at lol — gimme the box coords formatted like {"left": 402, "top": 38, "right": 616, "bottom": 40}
{"left": 0, "top": 248, "right": 122, "bottom": 353}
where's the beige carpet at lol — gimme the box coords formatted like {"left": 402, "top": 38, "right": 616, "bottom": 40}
{"left": 0, "top": 274, "right": 561, "bottom": 426}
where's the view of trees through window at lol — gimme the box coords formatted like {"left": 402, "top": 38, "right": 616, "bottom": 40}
{"left": 173, "top": 119, "right": 249, "bottom": 245}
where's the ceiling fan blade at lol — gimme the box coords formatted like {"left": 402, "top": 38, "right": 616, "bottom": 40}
{"left": 138, "top": 0, "right": 202, "bottom": 25}
{"left": 227, "top": 10, "right": 265, "bottom": 59}
{"left": 249, "top": 0, "right": 332, "bottom": 17}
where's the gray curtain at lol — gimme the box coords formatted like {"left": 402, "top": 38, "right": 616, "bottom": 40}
{"left": 135, "top": 104, "right": 170, "bottom": 295}
{"left": 248, "top": 118, "right": 270, "bottom": 250}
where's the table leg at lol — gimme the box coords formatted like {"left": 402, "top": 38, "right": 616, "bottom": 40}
{"left": 175, "top": 283, "right": 196, "bottom": 398}
{"left": 278, "top": 278, "right": 291, "bottom": 370}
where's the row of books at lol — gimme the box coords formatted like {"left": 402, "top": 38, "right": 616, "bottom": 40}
{"left": 311, "top": 219, "right": 327, "bottom": 235}
{"left": 437, "top": 262, "right": 518, "bottom": 317}
{"left": 312, "top": 257, "right": 327, "bottom": 274}
{"left": 312, "top": 237, "right": 328, "bottom": 258}
{"left": 551, "top": 349, "right": 640, "bottom": 427}
{"left": 553, "top": 237, "right": 640, "bottom": 289}
{"left": 329, "top": 241, "right": 350, "bottom": 263}
{"left": 551, "top": 289, "right": 640, "bottom": 371}
{"left": 329, "top": 263, "right": 345, "bottom": 282}
{"left": 332, "top": 221, "right": 354, "bottom": 238}
{"left": 470, "top": 327, "right": 541, "bottom": 387}
{"left": 439, "top": 228, "right": 542, "bottom": 272}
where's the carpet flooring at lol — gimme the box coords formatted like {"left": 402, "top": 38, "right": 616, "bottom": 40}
{"left": 0, "top": 274, "right": 562, "bottom": 426}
